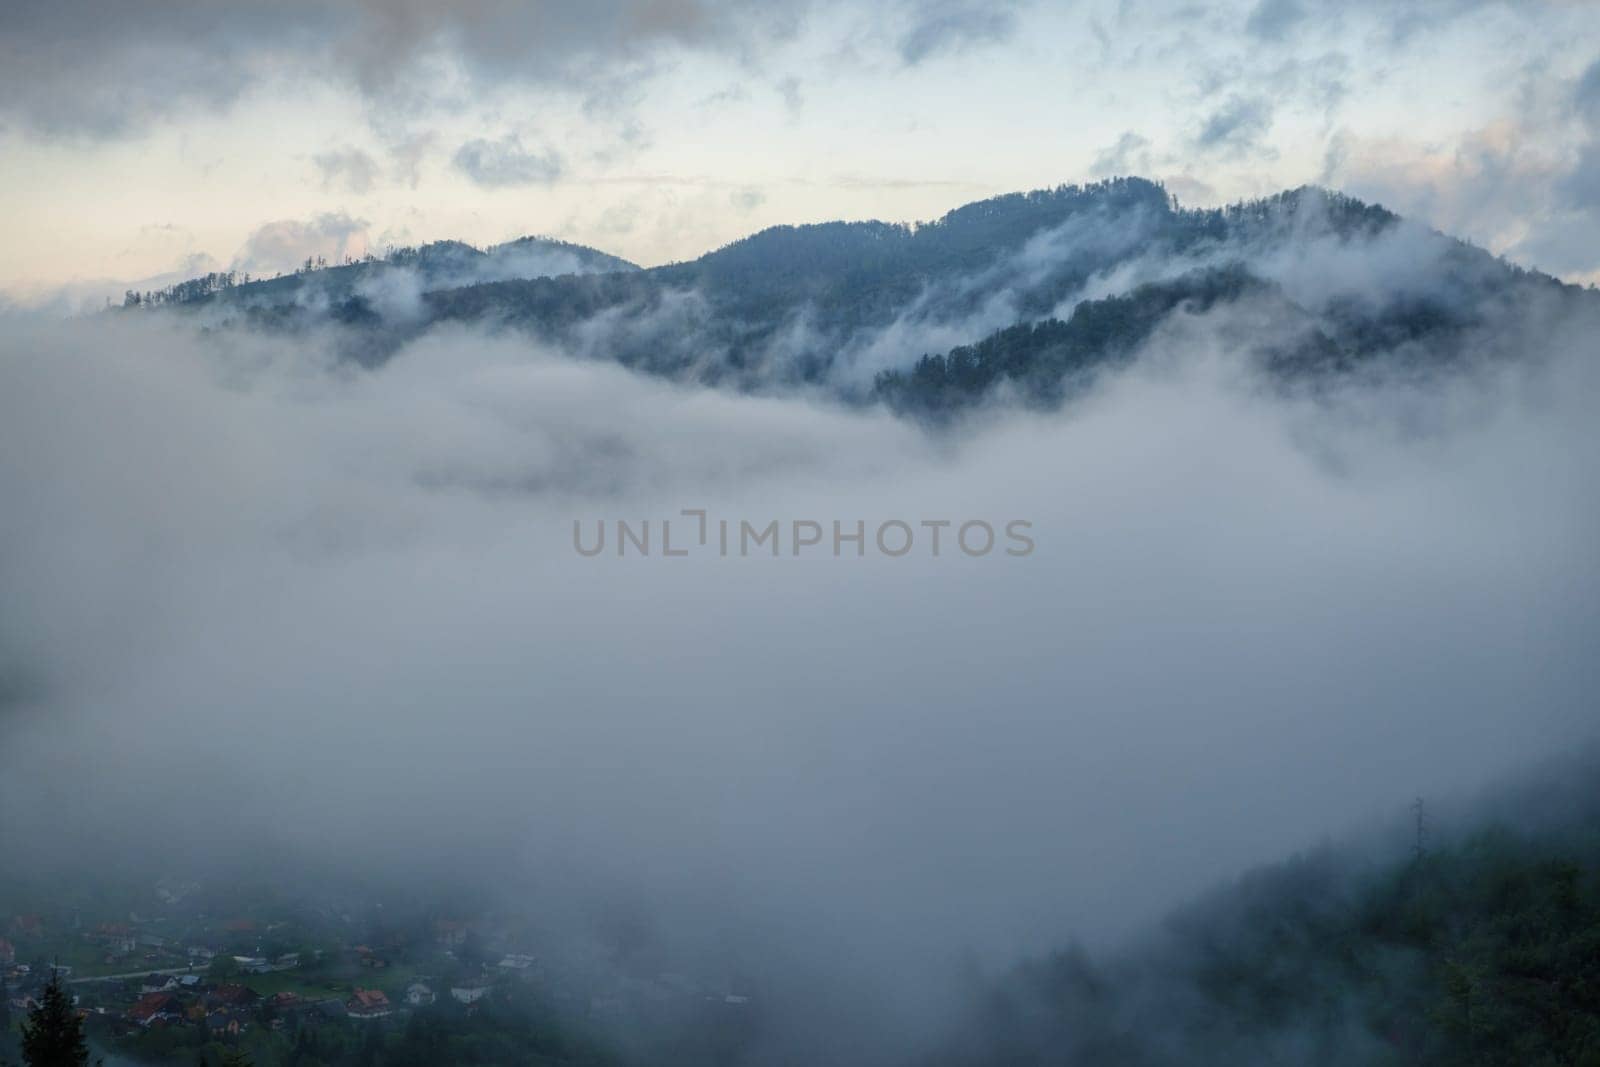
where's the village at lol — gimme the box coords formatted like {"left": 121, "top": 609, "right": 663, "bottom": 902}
{"left": 1, "top": 883, "right": 757, "bottom": 1064}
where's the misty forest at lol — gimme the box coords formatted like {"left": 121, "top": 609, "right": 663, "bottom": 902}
{"left": 3, "top": 2, "right": 1600, "bottom": 1066}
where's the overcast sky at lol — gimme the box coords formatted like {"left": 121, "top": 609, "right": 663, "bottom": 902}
{"left": 4, "top": 9, "right": 1600, "bottom": 1056}
{"left": 3, "top": 0, "right": 1599, "bottom": 299}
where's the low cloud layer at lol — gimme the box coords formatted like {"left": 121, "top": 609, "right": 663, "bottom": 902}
{"left": 1, "top": 287, "right": 1596, "bottom": 1058}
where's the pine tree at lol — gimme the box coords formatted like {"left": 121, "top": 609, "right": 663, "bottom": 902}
{"left": 19, "top": 972, "right": 90, "bottom": 1067}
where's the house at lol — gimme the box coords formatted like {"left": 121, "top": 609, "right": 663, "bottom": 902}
{"left": 232, "top": 955, "right": 272, "bottom": 974}
{"left": 404, "top": 983, "right": 435, "bottom": 1007}
{"left": 497, "top": 953, "right": 537, "bottom": 976}
{"left": 140, "top": 973, "right": 178, "bottom": 993}
{"left": 450, "top": 982, "right": 491, "bottom": 1005}
{"left": 206, "top": 984, "right": 261, "bottom": 1011}
{"left": 346, "top": 987, "right": 392, "bottom": 1019}
{"left": 128, "top": 992, "right": 184, "bottom": 1027}
{"left": 0, "top": 937, "right": 15, "bottom": 965}
{"left": 205, "top": 1010, "right": 244, "bottom": 1036}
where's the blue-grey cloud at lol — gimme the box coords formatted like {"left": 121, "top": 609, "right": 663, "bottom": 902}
{"left": 898, "top": 0, "right": 1019, "bottom": 65}
{"left": 1246, "top": 0, "right": 1307, "bottom": 41}
{"left": 0, "top": 0, "right": 817, "bottom": 139}
{"left": 452, "top": 135, "right": 565, "bottom": 188}
{"left": 313, "top": 147, "right": 381, "bottom": 195}
{"left": 1576, "top": 57, "right": 1600, "bottom": 129}
{"left": 1091, "top": 132, "right": 1154, "bottom": 178}
{"left": 1195, "top": 96, "right": 1274, "bottom": 156}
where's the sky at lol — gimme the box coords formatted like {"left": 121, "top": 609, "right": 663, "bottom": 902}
{"left": 3, "top": 0, "right": 1599, "bottom": 304}
{"left": 4, "top": 6, "right": 1600, "bottom": 1058}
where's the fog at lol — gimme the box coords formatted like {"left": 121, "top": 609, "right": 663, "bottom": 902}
{"left": 1, "top": 279, "right": 1598, "bottom": 1060}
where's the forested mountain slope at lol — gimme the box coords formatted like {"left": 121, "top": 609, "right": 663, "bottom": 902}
{"left": 138, "top": 179, "right": 1597, "bottom": 409}
{"left": 921, "top": 749, "right": 1600, "bottom": 1067}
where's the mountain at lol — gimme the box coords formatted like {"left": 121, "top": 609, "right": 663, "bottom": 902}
{"left": 127, "top": 235, "right": 638, "bottom": 315}
{"left": 134, "top": 179, "right": 1597, "bottom": 406}
{"left": 921, "top": 748, "right": 1600, "bottom": 1067}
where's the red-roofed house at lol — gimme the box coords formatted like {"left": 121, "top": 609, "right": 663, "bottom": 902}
{"left": 128, "top": 993, "right": 184, "bottom": 1027}
{"left": 206, "top": 984, "right": 261, "bottom": 1010}
{"left": 347, "top": 987, "right": 392, "bottom": 1019}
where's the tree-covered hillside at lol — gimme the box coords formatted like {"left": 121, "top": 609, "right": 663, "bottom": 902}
{"left": 134, "top": 178, "right": 1595, "bottom": 406}
{"left": 127, "top": 236, "right": 638, "bottom": 313}
{"left": 922, "top": 752, "right": 1600, "bottom": 1067}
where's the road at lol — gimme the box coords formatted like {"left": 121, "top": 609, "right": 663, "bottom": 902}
{"left": 66, "top": 961, "right": 212, "bottom": 985}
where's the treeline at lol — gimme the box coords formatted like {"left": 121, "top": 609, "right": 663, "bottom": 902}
{"left": 126, "top": 235, "right": 638, "bottom": 312}
{"left": 873, "top": 265, "right": 1270, "bottom": 415}
{"left": 114, "top": 177, "right": 1585, "bottom": 405}
{"left": 920, "top": 761, "right": 1600, "bottom": 1067}
{"left": 121, "top": 256, "right": 370, "bottom": 308}
{"left": 124, "top": 271, "right": 247, "bottom": 308}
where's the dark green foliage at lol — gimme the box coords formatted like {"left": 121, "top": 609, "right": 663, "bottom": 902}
{"left": 125, "top": 177, "right": 1595, "bottom": 412}
{"left": 125, "top": 237, "right": 638, "bottom": 313}
{"left": 924, "top": 801, "right": 1600, "bottom": 1067}
{"left": 422, "top": 178, "right": 1187, "bottom": 385}
{"left": 874, "top": 265, "right": 1269, "bottom": 415}
{"left": 19, "top": 973, "right": 90, "bottom": 1067}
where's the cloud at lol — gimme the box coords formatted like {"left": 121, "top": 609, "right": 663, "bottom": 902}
{"left": 313, "top": 147, "right": 382, "bottom": 194}
{"left": 1577, "top": 57, "right": 1600, "bottom": 128}
{"left": 1322, "top": 113, "right": 1600, "bottom": 283}
{"left": 6, "top": 173, "right": 1600, "bottom": 1056}
{"left": 230, "top": 211, "right": 369, "bottom": 276}
{"left": 897, "top": 0, "right": 1019, "bottom": 65}
{"left": 1194, "top": 96, "right": 1275, "bottom": 156}
{"left": 1091, "top": 132, "right": 1154, "bottom": 178}
{"left": 1, "top": 292, "right": 1598, "bottom": 1058}
{"left": 776, "top": 75, "right": 804, "bottom": 114}
{"left": 0, "top": 250, "right": 223, "bottom": 317}
{"left": 452, "top": 134, "right": 565, "bottom": 187}
{"left": 387, "top": 130, "right": 440, "bottom": 189}
{"left": 1559, "top": 141, "right": 1600, "bottom": 211}
{"left": 1245, "top": 0, "right": 1307, "bottom": 40}
{"left": 0, "top": 0, "right": 818, "bottom": 139}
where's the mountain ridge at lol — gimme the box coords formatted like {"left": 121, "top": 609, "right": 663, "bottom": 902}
{"left": 131, "top": 178, "right": 1596, "bottom": 412}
